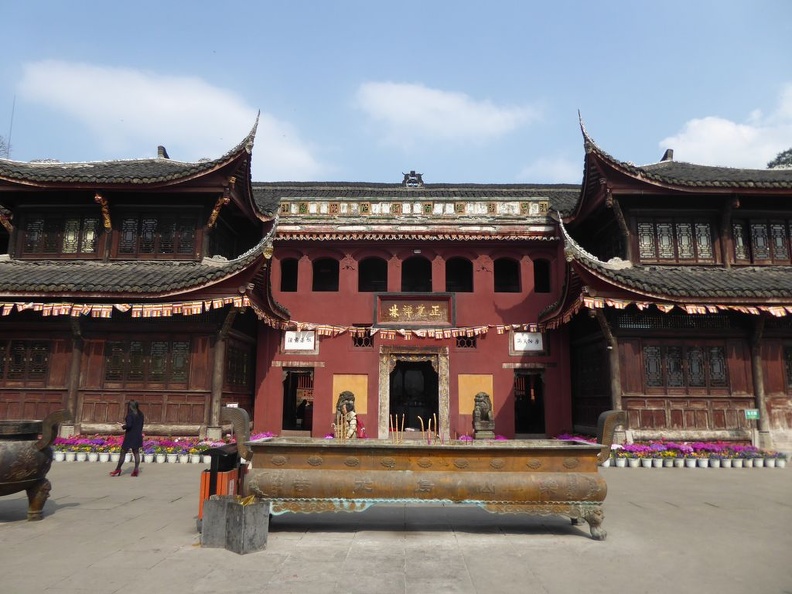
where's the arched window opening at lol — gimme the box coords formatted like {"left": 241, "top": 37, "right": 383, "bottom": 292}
{"left": 359, "top": 257, "right": 388, "bottom": 292}
{"left": 534, "top": 259, "right": 551, "bottom": 293}
{"left": 445, "top": 257, "right": 473, "bottom": 292}
{"left": 280, "top": 258, "right": 298, "bottom": 292}
{"left": 401, "top": 256, "right": 432, "bottom": 292}
{"left": 312, "top": 258, "right": 339, "bottom": 292}
{"left": 494, "top": 258, "right": 520, "bottom": 293}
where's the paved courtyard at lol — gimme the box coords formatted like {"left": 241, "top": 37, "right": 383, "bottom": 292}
{"left": 0, "top": 461, "right": 790, "bottom": 594}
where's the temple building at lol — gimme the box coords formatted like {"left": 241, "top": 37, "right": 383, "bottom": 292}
{"left": 1, "top": 120, "right": 791, "bottom": 449}
{"left": 541, "top": 127, "right": 792, "bottom": 450}
{"left": 0, "top": 123, "right": 288, "bottom": 438}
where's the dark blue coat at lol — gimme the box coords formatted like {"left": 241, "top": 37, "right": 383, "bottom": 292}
{"left": 121, "top": 412, "right": 144, "bottom": 449}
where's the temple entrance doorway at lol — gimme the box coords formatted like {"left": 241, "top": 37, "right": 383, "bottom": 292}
{"left": 389, "top": 360, "right": 438, "bottom": 433}
{"left": 514, "top": 371, "right": 545, "bottom": 436}
{"left": 378, "top": 346, "right": 449, "bottom": 440}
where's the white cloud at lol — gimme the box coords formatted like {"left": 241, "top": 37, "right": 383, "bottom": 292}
{"left": 17, "top": 60, "right": 326, "bottom": 180}
{"left": 517, "top": 157, "right": 581, "bottom": 184}
{"left": 355, "top": 82, "right": 540, "bottom": 149}
{"left": 660, "top": 84, "right": 792, "bottom": 168}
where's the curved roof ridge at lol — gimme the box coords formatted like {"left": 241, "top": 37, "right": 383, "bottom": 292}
{"left": 0, "top": 116, "right": 259, "bottom": 186}
{"left": 559, "top": 216, "right": 632, "bottom": 271}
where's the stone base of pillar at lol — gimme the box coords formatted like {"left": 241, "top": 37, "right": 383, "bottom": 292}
{"left": 59, "top": 424, "right": 77, "bottom": 438}
{"left": 206, "top": 426, "right": 222, "bottom": 441}
{"left": 755, "top": 430, "right": 773, "bottom": 450}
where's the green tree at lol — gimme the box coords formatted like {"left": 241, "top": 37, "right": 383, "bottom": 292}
{"left": 767, "top": 147, "right": 792, "bottom": 169}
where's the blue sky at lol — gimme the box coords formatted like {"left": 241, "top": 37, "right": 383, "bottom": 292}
{"left": 1, "top": 1, "right": 790, "bottom": 183}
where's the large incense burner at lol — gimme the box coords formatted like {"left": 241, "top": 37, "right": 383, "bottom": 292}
{"left": 0, "top": 410, "right": 71, "bottom": 520}
{"left": 245, "top": 410, "right": 625, "bottom": 540}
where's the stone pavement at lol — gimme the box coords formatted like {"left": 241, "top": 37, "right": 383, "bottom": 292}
{"left": 0, "top": 460, "right": 790, "bottom": 594}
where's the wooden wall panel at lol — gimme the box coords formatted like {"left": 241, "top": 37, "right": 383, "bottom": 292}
{"left": 619, "top": 339, "right": 643, "bottom": 394}
{"left": 0, "top": 390, "right": 67, "bottom": 420}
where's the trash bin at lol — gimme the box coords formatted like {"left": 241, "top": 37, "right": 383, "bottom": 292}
{"left": 197, "top": 444, "right": 241, "bottom": 531}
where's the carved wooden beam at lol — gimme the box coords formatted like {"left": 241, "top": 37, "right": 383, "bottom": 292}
{"left": 94, "top": 193, "right": 112, "bottom": 231}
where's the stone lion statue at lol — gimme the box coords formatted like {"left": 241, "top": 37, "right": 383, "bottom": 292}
{"left": 473, "top": 392, "right": 493, "bottom": 423}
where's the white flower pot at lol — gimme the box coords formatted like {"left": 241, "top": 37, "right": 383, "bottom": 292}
{"left": 765, "top": 458, "right": 776, "bottom": 468}
{"left": 64, "top": 451, "right": 76, "bottom": 462}
{"left": 628, "top": 458, "right": 640, "bottom": 468}
{"left": 53, "top": 451, "right": 66, "bottom": 462}
{"left": 87, "top": 452, "right": 99, "bottom": 462}
{"left": 777, "top": 458, "right": 787, "bottom": 468}
{"left": 144, "top": 454, "right": 155, "bottom": 464}
{"left": 697, "top": 458, "right": 709, "bottom": 468}
{"left": 709, "top": 458, "right": 721, "bottom": 468}
{"left": 615, "top": 457, "right": 627, "bottom": 468}
{"left": 685, "top": 458, "right": 697, "bottom": 468}
{"left": 744, "top": 458, "right": 754, "bottom": 468}
{"left": 99, "top": 452, "right": 110, "bottom": 463}
{"left": 190, "top": 454, "right": 202, "bottom": 464}
{"left": 652, "top": 458, "right": 663, "bottom": 468}
{"left": 722, "top": 458, "right": 733, "bottom": 468}
{"left": 156, "top": 454, "right": 167, "bottom": 464}
{"left": 732, "top": 458, "right": 744, "bottom": 468}
{"left": 178, "top": 454, "right": 190, "bottom": 464}
{"left": 663, "top": 458, "right": 674, "bottom": 467}
{"left": 673, "top": 458, "right": 685, "bottom": 468}
{"left": 753, "top": 457, "right": 764, "bottom": 468}
{"left": 640, "top": 458, "right": 653, "bottom": 468}
{"left": 166, "top": 454, "right": 178, "bottom": 463}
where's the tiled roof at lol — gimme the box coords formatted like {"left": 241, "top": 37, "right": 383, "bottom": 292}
{"left": 0, "top": 240, "right": 266, "bottom": 299}
{"left": 582, "top": 125, "right": 792, "bottom": 190}
{"left": 0, "top": 123, "right": 256, "bottom": 186}
{"left": 577, "top": 260, "right": 792, "bottom": 301}
{"left": 252, "top": 182, "right": 581, "bottom": 218}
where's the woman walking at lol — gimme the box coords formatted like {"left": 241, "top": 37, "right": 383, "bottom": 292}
{"left": 110, "top": 400, "right": 144, "bottom": 477}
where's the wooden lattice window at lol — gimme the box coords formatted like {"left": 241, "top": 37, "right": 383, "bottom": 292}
{"left": 352, "top": 327, "right": 374, "bottom": 348}
{"left": 785, "top": 346, "right": 792, "bottom": 390}
{"left": 226, "top": 342, "right": 253, "bottom": 388}
{"left": 643, "top": 343, "right": 727, "bottom": 391}
{"left": 0, "top": 340, "right": 50, "bottom": 385}
{"left": 455, "top": 336, "right": 477, "bottom": 349}
{"left": 116, "top": 213, "right": 196, "bottom": 259}
{"left": 104, "top": 340, "right": 191, "bottom": 386}
{"left": 21, "top": 213, "right": 100, "bottom": 257}
{"left": 637, "top": 219, "right": 714, "bottom": 263}
{"left": 733, "top": 219, "right": 792, "bottom": 264}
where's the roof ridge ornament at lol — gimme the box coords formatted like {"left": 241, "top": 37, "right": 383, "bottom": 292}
{"left": 402, "top": 170, "right": 424, "bottom": 187}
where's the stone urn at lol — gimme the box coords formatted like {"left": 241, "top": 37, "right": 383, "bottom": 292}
{"left": 0, "top": 410, "right": 71, "bottom": 520}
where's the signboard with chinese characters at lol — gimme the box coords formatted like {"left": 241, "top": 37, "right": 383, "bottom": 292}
{"left": 375, "top": 294, "right": 453, "bottom": 327}
{"left": 744, "top": 409, "right": 760, "bottom": 420}
{"left": 512, "top": 331, "right": 544, "bottom": 353}
{"left": 283, "top": 330, "right": 317, "bottom": 353}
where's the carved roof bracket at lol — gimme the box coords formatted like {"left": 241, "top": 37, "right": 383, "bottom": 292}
{"left": 0, "top": 207, "right": 13, "bottom": 233}
{"left": 605, "top": 189, "right": 631, "bottom": 260}
{"left": 207, "top": 187, "right": 231, "bottom": 228}
{"left": 94, "top": 193, "right": 111, "bottom": 231}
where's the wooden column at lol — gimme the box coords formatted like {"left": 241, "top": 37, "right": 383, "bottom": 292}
{"left": 750, "top": 316, "right": 771, "bottom": 447}
{"left": 593, "top": 309, "right": 622, "bottom": 411}
{"left": 207, "top": 309, "right": 238, "bottom": 440}
{"left": 62, "top": 318, "right": 83, "bottom": 437}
